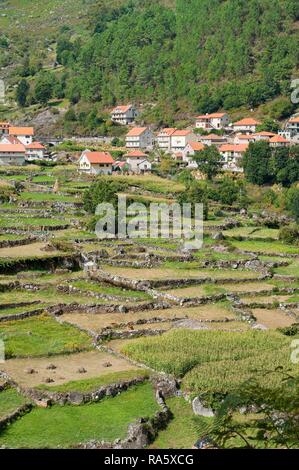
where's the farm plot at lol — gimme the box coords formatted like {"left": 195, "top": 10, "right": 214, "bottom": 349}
{"left": 1, "top": 350, "right": 139, "bottom": 389}
{"left": 0, "top": 387, "right": 29, "bottom": 419}
{"left": 0, "top": 243, "right": 62, "bottom": 259}
{"left": 0, "top": 315, "right": 93, "bottom": 358}
{"left": 223, "top": 226, "right": 279, "bottom": 240}
{"left": 231, "top": 240, "right": 299, "bottom": 255}
{"left": 121, "top": 330, "right": 299, "bottom": 393}
{"left": 0, "top": 382, "right": 159, "bottom": 449}
{"left": 102, "top": 265, "right": 258, "bottom": 282}
{"left": 162, "top": 281, "right": 275, "bottom": 298}
{"left": 251, "top": 308, "right": 297, "bottom": 329}
{"left": 61, "top": 303, "right": 237, "bottom": 334}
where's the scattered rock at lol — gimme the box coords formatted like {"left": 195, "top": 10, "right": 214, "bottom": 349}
{"left": 102, "top": 362, "right": 112, "bottom": 368}
{"left": 44, "top": 378, "right": 54, "bottom": 383}
{"left": 77, "top": 367, "right": 87, "bottom": 374}
{"left": 25, "top": 368, "right": 36, "bottom": 375}
{"left": 46, "top": 364, "right": 57, "bottom": 370}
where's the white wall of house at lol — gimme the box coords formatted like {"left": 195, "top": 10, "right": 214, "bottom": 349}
{"left": 233, "top": 124, "right": 257, "bottom": 133}
{"left": 156, "top": 132, "right": 174, "bottom": 151}
{"left": 286, "top": 119, "right": 299, "bottom": 136}
{"left": 220, "top": 150, "right": 244, "bottom": 172}
{"left": 196, "top": 114, "right": 229, "bottom": 130}
{"left": 26, "top": 149, "right": 45, "bottom": 160}
{"left": 126, "top": 129, "right": 153, "bottom": 149}
{"left": 171, "top": 133, "right": 196, "bottom": 151}
{"left": 137, "top": 160, "right": 152, "bottom": 172}
{"left": 14, "top": 135, "right": 33, "bottom": 145}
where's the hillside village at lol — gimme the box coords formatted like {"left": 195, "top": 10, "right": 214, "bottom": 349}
{"left": 1, "top": 107, "right": 299, "bottom": 176}
{"left": 1, "top": 0, "right": 299, "bottom": 453}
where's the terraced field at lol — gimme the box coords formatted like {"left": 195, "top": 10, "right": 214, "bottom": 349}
{"left": 0, "top": 165, "right": 299, "bottom": 449}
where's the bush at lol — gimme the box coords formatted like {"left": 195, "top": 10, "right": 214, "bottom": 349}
{"left": 279, "top": 225, "right": 299, "bottom": 245}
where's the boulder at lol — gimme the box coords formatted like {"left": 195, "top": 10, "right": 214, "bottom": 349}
{"left": 212, "top": 232, "right": 224, "bottom": 241}
{"left": 192, "top": 397, "right": 214, "bottom": 417}
{"left": 151, "top": 374, "right": 178, "bottom": 398}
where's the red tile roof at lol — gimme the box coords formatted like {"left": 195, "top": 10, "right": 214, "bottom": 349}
{"left": 202, "top": 133, "right": 226, "bottom": 140}
{"left": 289, "top": 116, "right": 299, "bottom": 123}
{"left": 126, "top": 127, "right": 148, "bottom": 137}
{"left": 9, "top": 126, "right": 34, "bottom": 136}
{"left": 26, "top": 142, "right": 45, "bottom": 150}
{"left": 124, "top": 150, "right": 147, "bottom": 158}
{"left": 2, "top": 135, "right": 22, "bottom": 145}
{"left": 172, "top": 129, "right": 192, "bottom": 136}
{"left": 83, "top": 151, "right": 114, "bottom": 164}
{"left": 237, "top": 134, "right": 256, "bottom": 140}
{"left": 188, "top": 142, "right": 205, "bottom": 151}
{"left": 196, "top": 113, "right": 227, "bottom": 119}
{"left": 112, "top": 105, "right": 132, "bottom": 113}
{"left": 269, "top": 135, "right": 289, "bottom": 143}
{"left": 233, "top": 118, "right": 261, "bottom": 126}
{"left": 158, "top": 128, "right": 177, "bottom": 136}
{"left": 254, "top": 131, "right": 276, "bottom": 137}
{"left": 220, "top": 144, "right": 248, "bottom": 153}
{"left": 0, "top": 144, "right": 26, "bottom": 153}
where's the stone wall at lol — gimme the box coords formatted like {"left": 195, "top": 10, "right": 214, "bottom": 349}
{"left": 21, "top": 376, "right": 148, "bottom": 407}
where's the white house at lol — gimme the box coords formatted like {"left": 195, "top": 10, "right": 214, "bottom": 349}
{"left": 136, "top": 159, "right": 152, "bottom": 173}
{"left": 25, "top": 142, "right": 46, "bottom": 160}
{"left": 219, "top": 144, "right": 248, "bottom": 172}
{"left": 124, "top": 150, "right": 151, "bottom": 173}
{"left": 78, "top": 150, "right": 114, "bottom": 175}
{"left": 234, "top": 133, "right": 256, "bottom": 145}
{"left": 170, "top": 130, "right": 196, "bottom": 152}
{"left": 269, "top": 135, "right": 290, "bottom": 148}
{"left": 111, "top": 105, "right": 139, "bottom": 125}
{"left": 0, "top": 144, "right": 26, "bottom": 166}
{"left": 182, "top": 141, "right": 205, "bottom": 161}
{"left": 195, "top": 113, "right": 230, "bottom": 130}
{"left": 126, "top": 127, "right": 153, "bottom": 150}
{"left": 9, "top": 126, "right": 34, "bottom": 145}
{"left": 232, "top": 118, "right": 261, "bottom": 133}
{"left": 199, "top": 134, "right": 227, "bottom": 147}
{"left": 286, "top": 116, "right": 299, "bottom": 136}
{"left": 156, "top": 128, "right": 176, "bottom": 152}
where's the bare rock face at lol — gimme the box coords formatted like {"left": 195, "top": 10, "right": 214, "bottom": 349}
{"left": 192, "top": 397, "right": 214, "bottom": 417}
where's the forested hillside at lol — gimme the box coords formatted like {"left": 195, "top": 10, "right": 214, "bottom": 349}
{"left": 1, "top": 0, "right": 299, "bottom": 131}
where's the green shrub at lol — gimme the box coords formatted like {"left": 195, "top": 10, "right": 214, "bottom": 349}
{"left": 279, "top": 225, "right": 299, "bottom": 245}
